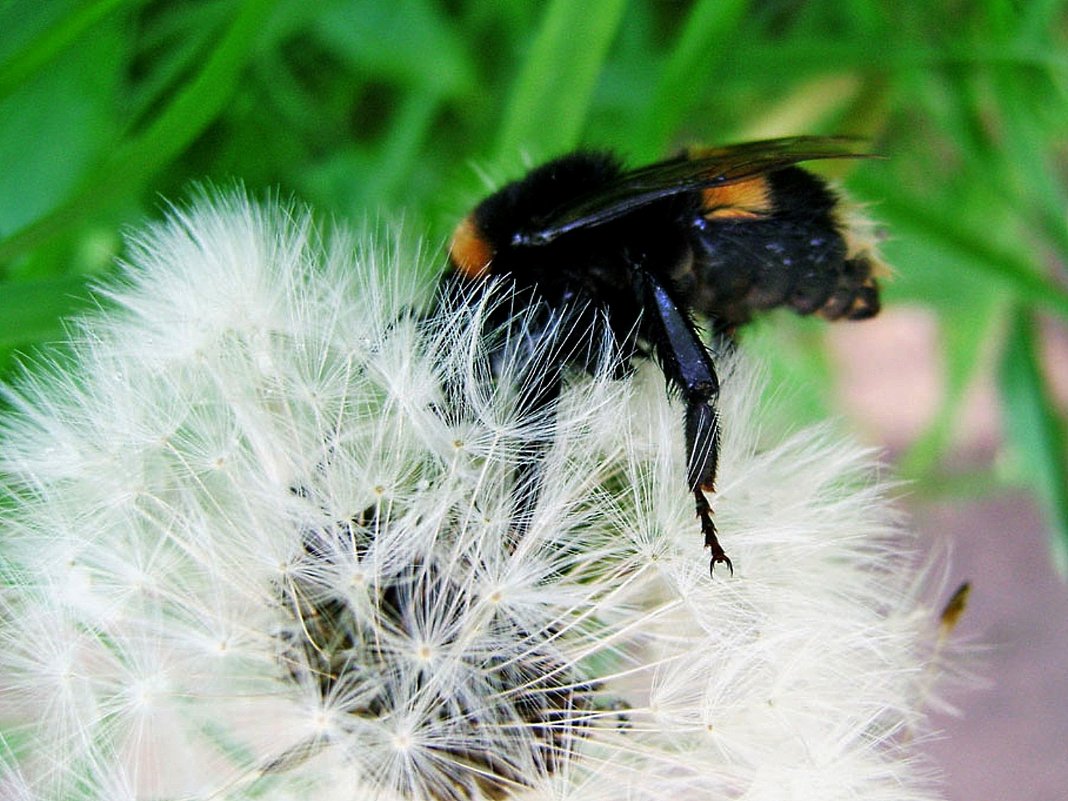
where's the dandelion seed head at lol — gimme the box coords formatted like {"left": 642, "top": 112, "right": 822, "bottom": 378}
{"left": 0, "top": 191, "right": 965, "bottom": 801}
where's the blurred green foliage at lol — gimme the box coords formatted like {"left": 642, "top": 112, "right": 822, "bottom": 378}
{"left": 0, "top": 0, "right": 1065, "bottom": 571}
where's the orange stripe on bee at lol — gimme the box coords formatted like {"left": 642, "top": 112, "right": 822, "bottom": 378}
{"left": 701, "top": 177, "right": 772, "bottom": 221}
{"left": 449, "top": 214, "right": 495, "bottom": 279}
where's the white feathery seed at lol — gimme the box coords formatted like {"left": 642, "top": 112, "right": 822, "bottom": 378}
{"left": 0, "top": 191, "right": 962, "bottom": 801}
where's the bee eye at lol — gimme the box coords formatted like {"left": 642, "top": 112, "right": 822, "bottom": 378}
{"left": 449, "top": 215, "right": 495, "bottom": 279}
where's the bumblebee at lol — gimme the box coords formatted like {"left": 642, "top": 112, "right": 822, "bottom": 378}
{"left": 444, "top": 136, "right": 884, "bottom": 573}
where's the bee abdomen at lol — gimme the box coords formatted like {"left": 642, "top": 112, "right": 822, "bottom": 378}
{"left": 686, "top": 167, "right": 882, "bottom": 329}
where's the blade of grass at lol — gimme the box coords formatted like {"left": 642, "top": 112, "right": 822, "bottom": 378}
{"left": 855, "top": 176, "right": 1068, "bottom": 319}
{"left": 122, "top": 2, "right": 227, "bottom": 128}
{"left": 633, "top": 0, "right": 749, "bottom": 156}
{"left": 0, "top": 0, "right": 132, "bottom": 104}
{"left": 0, "top": 275, "right": 96, "bottom": 347}
{"left": 1018, "top": 0, "right": 1066, "bottom": 43}
{"left": 899, "top": 299, "right": 1005, "bottom": 479}
{"left": 999, "top": 307, "right": 1068, "bottom": 577}
{"left": 357, "top": 87, "right": 440, "bottom": 208}
{"left": 0, "top": 0, "right": 279, "bottom": 264}
{"left": 493, "top": 0, "right": 626, "bottom": 164}
{"left": 989, "top": 65, "right": 1068, "bottom": 258}
{"left": 736, "top": 39, "right": 1068, "bottom": 72}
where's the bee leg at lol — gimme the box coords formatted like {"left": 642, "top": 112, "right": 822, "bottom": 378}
{"left": 686, "top": 399, "right": 732, "bottom": 576}
{"left": 640, "top": 271, "right": 732, "bottom": 575}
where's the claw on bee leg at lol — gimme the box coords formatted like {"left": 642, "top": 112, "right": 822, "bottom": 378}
{"left": 694, "top": 488, "right": 732, "bottom": 576}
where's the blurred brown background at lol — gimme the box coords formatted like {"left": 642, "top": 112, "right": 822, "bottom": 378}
{"left": 831, "top": 308, "right": 1068, "bottom": 801}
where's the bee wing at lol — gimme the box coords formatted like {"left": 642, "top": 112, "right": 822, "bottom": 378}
{"left": 517, "top": 136, "right": 875, "bottom": 245}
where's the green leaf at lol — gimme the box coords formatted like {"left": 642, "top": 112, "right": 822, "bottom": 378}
{"left": 0, "top": 0, "right": 281, "bottom": 264}
{"left": 0, "top": 4, "right": 125, "bottom": 242}
{"left": 0, "top": 275, "right": 96, "bottom": 347}
{"left": 493, "top": 0, "right": 627, "bottom": 164}
{"left": 856, "top": 176, "right": 1068, "bottom": 319}
{"left": 0, "top": 0, "right": 130, "bottom": 103}
{"left": 633, "top": 0, "right": 750, "bottom": 156}
{"left": 313, "top": 0, "right": 473, "bottom": 96}
{"left": 999, "top": 308, "right": 1068, "bottom": 577}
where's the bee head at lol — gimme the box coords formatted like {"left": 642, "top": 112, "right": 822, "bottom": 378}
{"left": 448, "top": 152, "right": 622, "bottom": 280}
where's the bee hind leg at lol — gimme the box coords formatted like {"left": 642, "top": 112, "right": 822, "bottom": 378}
{"left": 640, "top": 268, "right": 733, "bottom": 575}
{"left": 686, "top": 396, "right": 732, "bottom": 576}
